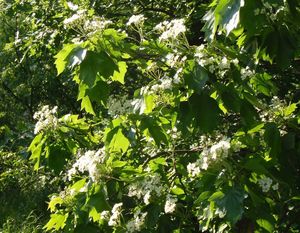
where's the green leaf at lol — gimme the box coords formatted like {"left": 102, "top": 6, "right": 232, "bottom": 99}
{"left": 44, "top": 213, "right": 69, "bottom": 231}
{"left": 107, "top": 127, "right": 130, "bottom": 153}
{"left": 262, "top": 25, "right": 296, "bottom": 68}
{"left": 144, "top": 95, "right": 155, "bottom": 114}
{"left": 80, "top": 95, "right": 95, "bottom": 115}
{"left": 247, "top": 123, "right": 264, "bottom": 134}
{"left": 283, "top": 103, "right": 297, "bottom": 117}
{"left": 208, "top": 191, "right": 224, "bottom": 201}
{"left": 89, "top": 207, "right": 100, "bottom": 222}
{"left": 184, "top": 60, "right": 208, "bottom": 93}
{"left": 195, "top": 191, "right": 211, "bottom": 204}
{"left": 79, "top": 51, "right": 117, "bottom": 88}
{"left": 171, "top": 187, "right": 185, "bottom": 195}
{"left": 220, "top": 86, "right": 242, "bottom": 112}
{"left": 250, "top": 73, "right": 278, "bottom": 96}
{"left": 28, "top": 132, "right": 44, "bottom": 151}
{"left": 240, "top": 99, "right": 259, "bottom": 129}
{"left": 202, "top": 0, "right": 244, "bottom": 40}
{"left": 216, "top": 187, "right": 245, "bottom": 224}
{"left": 112, "top": 61, "right": 127, "bottom": 84}
{"left": 86, "top": 78, "right": 110, "bottom": 106}
{"left": 28, "top": 133, "right": 45, "bottom": 170}
{"left": 111, "top": 160, "right": 127, "bottom": 168}
{"left": 141, "top": 117, "right": 169, "bottom": 146}
{"left": 145, "top": 204, "right": 161, "bottom": 228}
{"left": 243, "top": 157, "right": 270, "bottom": 175}
{"left": 291, "top": 196, "right": 300, "bottom": 201}
{"left": 256, "top": 219, "right": 274, "bottom": 233}
{"left": 190, "top": 93, "right": 221, "bottom": 132}
{"left": 71, "top": 178, "right": 87, "bottom": 192}
{"left": 48, "top": 196, "right": 63, "bottom": 212}
{"left": 85, "top": 184, "right": 109, "bottom": 212}
{"left": 54, "top": 44, "right": 78, "bottom": 75}
{"left": 48, "top": 143, "right": 71, "bottom": 174}
{"left": 264, "top": 123, "right": 281, "bottom": 158}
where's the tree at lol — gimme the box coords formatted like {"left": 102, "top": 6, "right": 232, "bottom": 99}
{"left": 1, "top": 0, "right": 300, "bottom": 232}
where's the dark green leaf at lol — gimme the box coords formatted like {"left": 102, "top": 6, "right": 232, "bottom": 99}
{"left": 216, "top": 187, "right": 245, "bottom": 224}
{"left": 190, "top": 93, "right": 221, "bottom": 132}
{"left": 264, "top": 123, "right": 281, "bottom": 158}
{"left": 184, "top": 60, "right": 208, "bottom": 93}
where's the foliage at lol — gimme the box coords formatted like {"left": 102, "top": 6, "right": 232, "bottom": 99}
{"left": 1, "top": 0, "right": 300, "bottom": 232}
{"left": 0, "top": 151, "right": 60, "bottom": 232}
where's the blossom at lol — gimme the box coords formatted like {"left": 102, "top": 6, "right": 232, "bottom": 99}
{"left": 164, "top": 195, "right": 177, "bottom": 213}
{"left": 258, "top": 176, "right": 273, "bottom": 192}
{"left": 219, "top": 57, "right": 230, "bottom": 70}
{"left": 66, "top": 2, "right": 79, "bottom": 11}
{"left": 128, "top": 174, "right": 164, "bottom": 205}
{"left": 33, "top": 105, "right": 58, "bottom": 134}
{"left": 165, "top": 53, "right": 180, "bottom": 67}
{"left": 240, "top": 66, "right": 254, "bottom": 80}
{"left": 126, "top": 14, "right": 145, "bottom": 26}
{"left": 107, "top": 95, "right": 133, "bottom": 117}
{"left": 156, "top": 19, "right": 186, "bottom": 41}
{"left": 67, "top": 148, "right": 106, "bottom": 182}
{"left": 210, "top": 140, "right": 231, "bottom": 160}
{"left": 126, "top": 210, "right": 147, "bottom": 232}
{"left": 272, "top": 183, "right": 279, "bottom": 191}
{"left": 100, "top": 210, "right": 110, "bottom": 221}
{"left": 108, "top": 203, "right": 123, "bottom": 226}
{"left": 84, "top": 17, "right": 112, "bottom": 35}
{"left": 187, "top": 162, "right": 201, "bottom": 177}
{"left": 173, "top": 67, "right": 183, "bottom": 84}
{"left": 187, "top": 139, "right": 231, "bottom": 177}
{"left": 63, "top": 10, "right": 86, "bottom": 26}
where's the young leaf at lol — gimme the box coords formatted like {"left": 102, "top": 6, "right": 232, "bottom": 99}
{"left": 44, "top": 213, "right": 69, "bottom": 231}
{"left": 112, "top": 61, "right": 127, "bottom": 84}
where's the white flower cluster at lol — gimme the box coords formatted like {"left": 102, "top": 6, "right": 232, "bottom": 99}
{"left": 84, "top": 17, "right": 112, "bottom": 36}
{"left": 33, "top": 105, "right": 58, "bottom": 134}
{"left": 66, "top": 1, "right": 79, "bottom": 11}
{"left": 195, "top": 45, "right": 239, "bottom": 74}
{"left": 128, "top": 174, "right": 164, "bottom": 205}
{"left": 108, "top": 203, "right": 123, "bottom": 226}
{"left": 195, "top": 45, "right": 216, "bottom": 72}
{"left": 241, "top": 66, "right": 254, "bottom": 80}
{"left": 64, "top": 6, "right": 111, "bottom": 36}
{"left": 131, "top": 73, "right": 181, "bottom": 114}
{"left": 126, "top": 210, "right": 147, "bottom": 232}
{"left": 67, "top": 148, "right": 106, "bottom": 182}
{"left": 260, "top": 96, "right": 294, "bottom": 124}
{"left": 151, "top": 76, "right": 173, "bottom": 92}
{"left": 164, "top": 53, "right": 186, "bottom": 68}
{"left": 258, "top": 176, "right": 279, "bottom": 193}
{"left": 173, "top": 67, "right": 183, "bottom": 84}
{"left": 166, "top": 126, "right": 181, "bottom": 140}
{"left": 126, "top": 14, "right": 145, "bottom": 26}
{"left": 100, "top": 210, "right": 110, "bottom": 221}
{"left": 187, "top": 140, "right": 231, "bottom": 177}
{"left": 107, "top": 95, "right": 133, "bottom": 117}
{"left": 63, "top": 9, "right": 86, "bottom": 26}
{"left": 164, "top": 195, "right": 177, "bottom": 214}
{"left": 155, "top": 19, "right": 186, "bottom": 41}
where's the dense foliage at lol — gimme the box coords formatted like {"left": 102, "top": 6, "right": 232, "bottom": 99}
{"left": 1, "top": 0, "right": 300, "bottom": 232}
